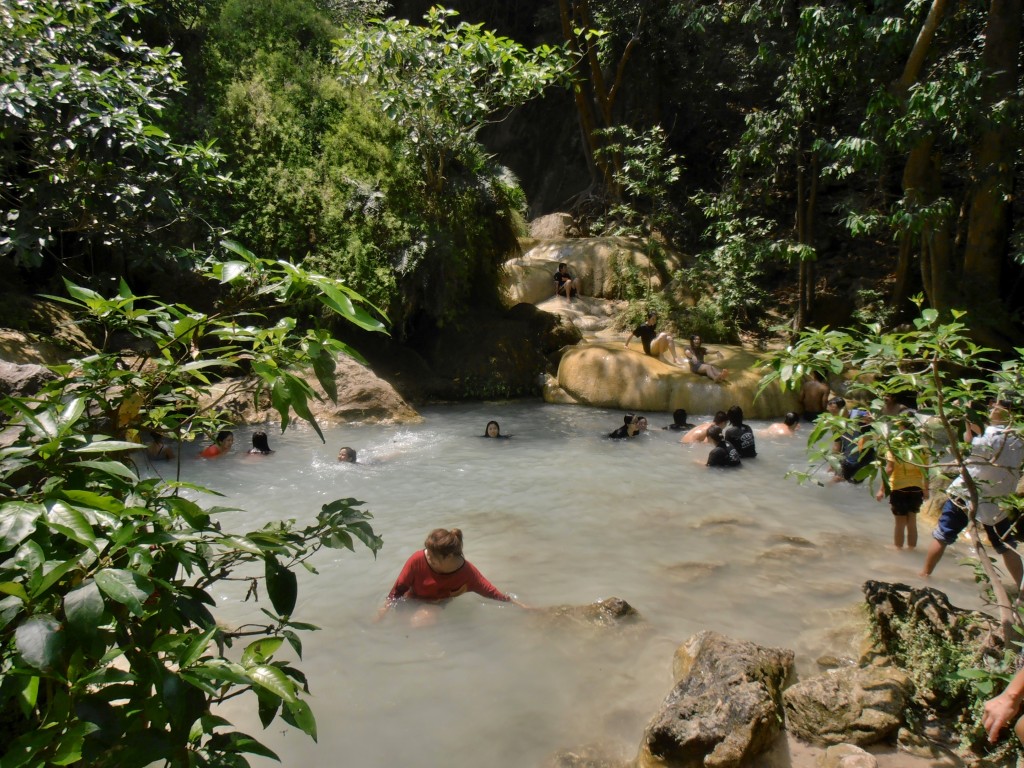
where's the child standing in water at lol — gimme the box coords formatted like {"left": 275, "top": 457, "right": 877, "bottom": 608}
{"left": 875, "top": 433, "right": 929, "bottom": 549}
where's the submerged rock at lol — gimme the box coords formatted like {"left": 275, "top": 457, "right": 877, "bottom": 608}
{"left": 539, "top": 597, "right": 645, "bottom": 631}
{"left": 637, "top": 630, "right": 794, "bottom": 768}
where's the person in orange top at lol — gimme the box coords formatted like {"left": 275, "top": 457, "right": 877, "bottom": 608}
{"left": 875, "top": 434, "right": 929, "bottom": 549}
{"left": 200, "top": 430, "right": 233, "bottom": 458}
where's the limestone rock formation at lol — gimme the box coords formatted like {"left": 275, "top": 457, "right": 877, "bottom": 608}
{"left": 636, "top": 630, "right": 794, "bottom": 768}
{"left": 200, "top": 353, "right": 421, "bottom": 426}
{"left": 550, "top": 342, "right": 799, "bottom": 418}
{"left": 783, "top": 665, "right": 913, "bottom": 746}
{"left": 502, "top": 237, "right": 683, "bottom": 305}
{"left": 529, "top": 212, "right": 577, "bottom": 240}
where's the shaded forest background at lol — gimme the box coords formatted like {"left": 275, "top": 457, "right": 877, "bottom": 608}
{"left": 3, "top": 0, "right": 1023, "bottom": 372}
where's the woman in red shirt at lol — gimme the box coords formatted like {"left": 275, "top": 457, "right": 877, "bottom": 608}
{"left": 377, "top": 528, "right": 525, "bottom": 625}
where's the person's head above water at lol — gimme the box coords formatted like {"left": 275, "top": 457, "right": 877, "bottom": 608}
{"left": 215, "top": 430, "right": 233, "bottom": 448}
{"left": 727, "top": 405, "right": 744, "bottom": 426}
{"left": 713, "top": 410, "right": 728, "bottom": 426}
{"left": 338, "top": 446, "right": 357, "bottom": 463}
{"left": 424, "top": 528, "right": 464, "bottom": 559}
{"left": 784, "top": 412, "right": 800, "bottom": 427}
{"left": 672, "top": 408, "right": 690, "bottom": 426}
{"left": 706, "top": 425, "right": 725, "bottom": 444}
{"left": 250, "top": 430, "right": 272, "bottom": 454}
{"left": 484, "top": 420, "right": 501, "bottom": 438}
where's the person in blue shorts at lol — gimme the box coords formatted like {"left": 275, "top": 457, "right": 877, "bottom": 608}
{"left": 921, "top": 399, "right": 1024, "bottom": 586}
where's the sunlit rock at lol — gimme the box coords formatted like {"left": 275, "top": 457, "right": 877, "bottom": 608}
{"left": 551, "top": 341, "right": 799, "bottom": 418}
{"left": 820, "top": 743, "right": 879, "bottom": 768}
{"left": 636, "top": 630, "right": 794, "bottom": 768}
{"left": 502, "top": 237, "right": 682, "bottom": 305}
{"left": 783, "top": 665, "right": 913, "bottom": 746}
{"left": 200, "top": 353, "right": 422, "bottom": 426}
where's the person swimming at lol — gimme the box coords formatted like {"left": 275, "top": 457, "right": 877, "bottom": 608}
{"left": 376, "top": 528, "right": 527, "bottom": 626}
{"left": 664, "top": 409, "right": 694, "bottom": 431}
{"left": 338, "top": 446, "right": 357, "bottom": 463}
{"left": 609, "top": 414, "right": 641, "bottom": 439}
{"left": 248, "top": 430, "right": 273, "bottom": 455}
{"left": 200, "top": 430, "right": 233, "bottom": 458}
{"left": 483, "top": 420, "right": 510, "bottom": 438}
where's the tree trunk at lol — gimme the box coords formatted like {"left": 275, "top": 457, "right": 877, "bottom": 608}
{"left": 961, "top": 0, "right": 1022, "bottom": 313}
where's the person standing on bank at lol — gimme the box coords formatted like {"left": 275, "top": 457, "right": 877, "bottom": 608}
{"left": 625, "top": 311, "right": 684, "bottom": 366}
{"left": 920, "top": 399, "right": 1024, "bottom": 585}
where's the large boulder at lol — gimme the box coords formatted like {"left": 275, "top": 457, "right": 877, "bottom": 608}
{"left": 529, "top": 212, "right": 577, "bottom": 239}
{"left": 636, "top": 630, "right": 794, "bottom": 768}
{"left": 200, "top": 353, "right": 421, "bottom": 426}
{"left": 502, "top": 237, "right": 683, "bottom": 305}
{"left": 783, "top": 665, "right": 913, "bottom": 746}
{"left": 550, "top": 342, "right": 799, "bottom": 418}
{"left": 0, "top": 360, "right": 56, "bottom": 399}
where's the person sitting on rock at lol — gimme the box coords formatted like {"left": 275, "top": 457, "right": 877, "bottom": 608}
{"left": 684, "top": 335, "right": 729, "bottom": 382}
{"left": 625, "top": 311, "right": 684, "bottom": 366}
{"left": 759, "top": 412, "right": 800, "bottom": 438}
{"left": 705, "top": 425, "right": 742, "bottom": 468}
{"left": 681, "top": 411, "right": 728, "bottom": 444}
{"left": 609, "top": 414, "right": 641, "bottom": 439}
{"left": 553, "top": 263, "right": 579, "bottom": 301}
{"left": 664, "top": 409, "right": 695, "bottom": 432}
{"left": 724, "top": 405, "right": 757, "bottom": 459}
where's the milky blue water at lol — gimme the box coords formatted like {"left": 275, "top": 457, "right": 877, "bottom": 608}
{"left": 162, "top": 400, "right": 986, "bottom": 768}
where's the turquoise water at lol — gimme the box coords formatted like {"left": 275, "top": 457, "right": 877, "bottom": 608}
{"left": 167, "top": 401, "right": 985, "bottom": 768}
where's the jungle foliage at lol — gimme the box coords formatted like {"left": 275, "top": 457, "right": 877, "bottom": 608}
{"left": 0, "top": 245, "right": 386, "bottom": 767}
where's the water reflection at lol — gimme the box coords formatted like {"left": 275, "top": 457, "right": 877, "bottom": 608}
{"left": 172, "top": 401, "right": 986, "bottom": 768}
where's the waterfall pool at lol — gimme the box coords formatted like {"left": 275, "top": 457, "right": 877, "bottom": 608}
{"left": 170, "top": 400, "right": 986, "bottom": 767}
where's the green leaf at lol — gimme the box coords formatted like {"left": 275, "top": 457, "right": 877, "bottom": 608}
{"left": 15, "top": 614, "right": 65, "bottom": 671}
{"left": 0, "top": 502, "right": 42, "bottom": 552}
{"left": 94, "top": 568, "right": 153, "bottom": 617}
{"left": 265, "top": 557, "right": 297, "bottom": 617}
{"left": 71, "top": 440, "right": 146, "bottom": 453}
{"left": 44, "top": 502, "right": 97, "bottom": 550}
{"left": 51, "top": 721, "right": 98, "bottom": 765}
{"left": 248, "top": 664, "right": 298, "bottom": 703}
{"left": 64, "top": 581, "right": 105, "bottom": 635}
{"left": 208, "top": 731, "right": 280, "bottom": 759}
{"left": 283, "top": 697, "right": 317, "bottom": 741}
{"left": 73, "top": 459, "right": 141, "bottom": 483}
{"left": 241, "top": 637, "right": 284, "bottom": 666}
{"left": 179, "top": 626, "right": 219, "bottom": 668}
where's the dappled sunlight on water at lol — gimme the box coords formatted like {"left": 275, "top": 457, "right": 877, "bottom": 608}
{"left": 166, "top": 401, "right": 989, "bottom": 768}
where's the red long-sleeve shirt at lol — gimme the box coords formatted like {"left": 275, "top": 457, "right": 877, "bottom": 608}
{"left": 386, "top": 549, "right": 510, "bottom": 603}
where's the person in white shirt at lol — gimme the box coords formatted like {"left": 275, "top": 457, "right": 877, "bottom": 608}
{"left": 921, "top": 400, "right": 1024, "bottom": 586}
